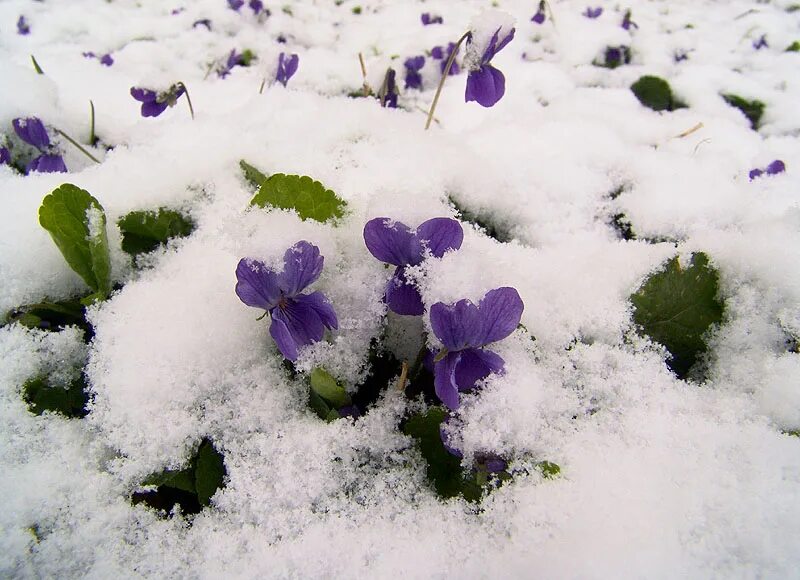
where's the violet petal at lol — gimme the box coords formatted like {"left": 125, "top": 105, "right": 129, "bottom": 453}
{"left": 27, "top": 154, "right": 67, "bottom": 174}
{"left": 269, "top": 315, "right": 298, "bottom": 361}
{"left": 12, "top": 117, "right": 50, "bottom": 150}
{"left": 430, "top": 298, "right": 484, "bottom": 351}
{"left": 465, "top": 65, "right": 506, "bottom": 107}
{"left": 271, "top": 298, "right": 327, "bottom": 359}
{"left": 277, "top": 241, "right": 324, "bottom": 297}
{"left": 295, "top": 291, "right": 338, "bottom": 330}
{"left": 416, "top": 217, "right": 464, "bottom": 258}
{"left": 385, "top": 267, "right": 424, "bottom": 316}
{"left": 454, "top": 348, "right": 504, "bottom": 392}
{"left": 478, "top": 287, "right": 524, "bottom": 344}
{"left": 434, "top": 351, "right": 462, "bottom": 410}
{"left": 235, "top": 258, "right": 282, "bottom": 311}
{"left": 363, "top": 218, "right": 422, "bottom": 266}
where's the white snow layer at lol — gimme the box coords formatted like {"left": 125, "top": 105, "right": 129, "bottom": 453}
{"left": 1, "top": 0, "right": 800, "bottom": 577}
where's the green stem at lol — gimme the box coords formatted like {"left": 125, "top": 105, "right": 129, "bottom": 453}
{"left": 89, "top": 101, "right": 97, "bottom": 146}
{"left": 177, "top": 82, "right": 194, "bottom": 120}
{"left": 424, "top": 31, "right": 470, "bottom": 130}
{"left": 408, "top": 336, "right": 430, "bottom": 381}
{"left": 54, "top": 129, "right": 100, "bottom": 164}
{"left": 259, "top": 77, "right": 267, "bottom": 94}
{"left": 31, "top": 55, "right": 44, "bottom": 75}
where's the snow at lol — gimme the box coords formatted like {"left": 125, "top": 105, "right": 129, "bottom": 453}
{"left": 1, "top": 0, "right": 800, "bottom": 577}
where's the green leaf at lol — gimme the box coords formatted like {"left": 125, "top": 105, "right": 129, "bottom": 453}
{"left": 39, "top": 184, "right": 111, "bottom": 298}
{"left": 6, "top": 299, "right": 88, "bottom": 332}
{"left": 786, "top": 41, "right": 800, "bottom": 52}
{"left": 308, "top": 388, "right": 332, "bottom": 420}
{"left": 782, "top": 429, "right": 800, "bottom": 438}
{"left": 142, "top": 467, "right": 196, "bottom": 494}
{"left": 630, "top": 76, "right": 683, "bottom": 112}
{"left": 536, "top": 461, "right": 561, "bottom": 479}
{"left": 250, "top": 174, "right": 346, "bottom": 223}
{"left": 239, "top": 160, "right": 269, "bottom": 189}
{"left": 118, "top": 208, "right": 194, "bottom": 257}
{"left": 240, "top": 49, "right": 256, "bottom": 66}
{"left": 721, "top": 94, "right": 765, "bottom": 130}
{"left": 631, "top": 253, "right": 724, "bottom": 379}
{"left": 403, "top": 408, "right": 467, "bottom": 499}
{"left": 309, "top": 368, "right": 351, "bottom": 408}
{"left": 22, "top": 375, "right": 89, "bottom": 418}
{"left": 194, "top": 439, "right": 225, "bottom": 506}
{"left": 448, "top": 195, "right": 512, "bottom": 243}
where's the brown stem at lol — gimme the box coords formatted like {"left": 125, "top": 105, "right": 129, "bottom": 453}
{"left": 424, "top": 31, "right": 470, "bottom": 130}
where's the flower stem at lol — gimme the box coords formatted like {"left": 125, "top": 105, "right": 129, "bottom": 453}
{"left": 396, "top": 360, "right": 409, "bottom": 391}
{"left": 89, "top": 100, "right": 97, "bottom": 146}
{"left": 259, "top": 77, "right": 267, "bottom": 94}
{"left": 424, "top": 31, "right": 469, "bottom": 131}
{"left": 358, "top": 52, "right": 372, "bottom": 97}
{"left": 54, "top": 128, "right": 100, "bottom": 164}
{"left": 378, "top": 67, "right": 391, "bottom": 107}
{"left": 30, "top": 55, "right": 44, "bottom": 75}
{"left": 177, "top": 82, "right": 195, "bottom": 120}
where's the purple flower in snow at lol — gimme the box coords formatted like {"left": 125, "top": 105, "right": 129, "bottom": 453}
{"left": 431, "top": 43, "right": 460, "bottom": 75}
{"left": 171, "top": 7, "right": 186, "bottom": 15}
{"left": 583, "top": 6, "right": 603, "bottom": 18}
{"left": 404, "top": 55, "right": 425, "bottom": 90}
{"left": 621, "top": 9, "right": 638, "bottom": 30}
{"left": 130, "top": 84, "right": 186, "bottom": 117}
{"left": 421, "top": 13, "right": 443, "bottom": 25}
{"left": 17, "top": 15, "right": 30, "bottom": 35}
{"left": 12, "top": 117, "right": 67, "bottom": 174}
{"left": 193, "top": 19, "right": 212, "bottom": 30}
{"left": 603, "top": 45, "right": 631, "bottom": 68}
{"left": 363, "top": 217, "right": 463, "bottom": 316}
{"left": 464, "top": 26, "right": 515, "bottom": 108}
{"left": 429, "top": 287, "right": 523, "bottom": 409}
{"left": 531, "top": 1, "right": 546, "bottom": 24}
{"left": 235, "top": 241, "right": 338, "bottom": 361}
{"left": 749, "top": 160, "right": 786, "bottom": 180}
{"left": 13, "top": 117, "right": 50, "bottom": 150}
{"left": 249, "top": 0, "right": 265, "bottom": 14}
{"left": 674, "top": 50, "right": 689, "bottom": 63}
{"left": 276, "top": 52, "right": 299, "bottom": 86}
{"left": 84, "top": 52, "right": 114, "bottom": 66}
{"left": 753, "top": 35, "right": 768, "bottom": 50}
{"left": 0, "top": 147, "right": 11, "bottom": 166}
{"left": 228, "top": 0, "right": 244, "bottom": 11}
{"left": 219, "top": 49, "right": 254, "bottom": 78}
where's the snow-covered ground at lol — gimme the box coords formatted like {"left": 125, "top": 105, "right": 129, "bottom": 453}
{"left": 2, "top": 0, "right": 800, "bottom": 577}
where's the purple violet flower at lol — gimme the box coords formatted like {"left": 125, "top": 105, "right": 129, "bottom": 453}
{"left": 171, "top": 7, "right": 186, "bottom": 15}
{"left": 13, "top": 117, "right": 51, "bottom": 150}
{"left": 26, "top": 154, "right": 67, "bottom": 174}
{"left": 429, "top": 287, "right": 523, "bottom": 409}
{"left": 753, "top": 35, "right": 768, "bottom": 50}
{"left": 99, "top": 54, "right": 114, "bottom": 66}
{"left": 0, "top": 147, "right": 11, "bottom": 166}
{"left": 621, "top": 9, "right": 638, "bottom": 30}
{"left": 276, "top": 52, "right": 299, "bottom": 86}
{"left": 404, "top": 55, "right": 425, "bottom": 90}
{"left": 749, "top": 160, "right": 785, "bottom": 180}
{"left": 219, "top": 49, "right": 248, "bottom": 78}
{"left": 193, "top": 19, "right": 212, "bottom": 30}
{"left": 531, "top": 1, "right": 546, "bottom": 24}
{"left": 12, "top": 118, "right": 66, "bottom": 174}
{"left": 464, "top": 26, "right": 515, "bottom": 108}
{"left": 583, "top": 6, "right": 603, "bottom": 19}
{"left": 249, "top": 0, "right": 264, "bottom": 13}
{"left": 603, "top": 45, "right": 631, "bottom": 68}
{"left": 674, "top": 50, "right": 689, "bottom": 63}
{"left": 363, "top": 217, "right": 463, "bottom": 316}
{"left": 228, "top": 0, "right": 244, "bottom": 11}
{"left": 431, "top": 43, "right": 460, "bottom": 75}
{"left": 130, "top": 84, "right": 186, "bottom": 117}
{"left": 235, "top": 241, "right": 338, "bottom": 361}
{"left": 421, "top": 13, "right": 443, "bottom": 25}
{"left": 17, "top": 15, "right": 30, "bottom": 35}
